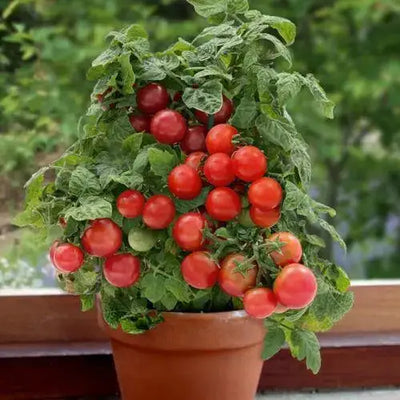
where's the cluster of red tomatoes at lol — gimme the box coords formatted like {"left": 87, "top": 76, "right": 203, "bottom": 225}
{"left": 50, "top": 82, "right": 317, "bottom": 319}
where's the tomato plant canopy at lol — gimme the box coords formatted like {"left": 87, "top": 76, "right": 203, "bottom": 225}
{"left": 16, "top": 0, "right": 353, "bottom": 374}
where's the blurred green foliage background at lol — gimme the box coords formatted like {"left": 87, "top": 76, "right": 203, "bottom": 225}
{"left": 1, "top": 0, "right": 399, "bottom": 287}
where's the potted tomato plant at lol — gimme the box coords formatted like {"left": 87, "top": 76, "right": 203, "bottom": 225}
{"left": 17, "top": 1, "right": 354, "bottom": 399}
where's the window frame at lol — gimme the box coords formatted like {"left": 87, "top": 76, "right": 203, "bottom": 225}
{"left": 1, "top": 281, "right": 400, "bottom": 398}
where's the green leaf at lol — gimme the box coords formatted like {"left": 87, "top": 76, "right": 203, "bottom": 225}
{"left": 160, "top": 292, "right": 178, "bottom": 310}
{"left": 277, "top": 73, "right": 304, "bottom": 104}
{"left": 182, "top": 80, "right": 223, "bottom": 114}
{"left": 64, "top": 196, "right": 112, "bottom": 221}
{"left": 231, "top": 95, "right": 258, "bottom": 129}
{"left": 92, "top": 47, "right": 121, "bottom": 67}
{"left": 165, "top": 277, "right": 192, "bottom": 303}
{"left": 187, "top": 0, "right": 228, "bottom": 17}
{"left": 262, "top": 324, "right": 286, "bottom": 360}
{"left": 73, "top": 269, "right": 98, "bottom": 294}
{"left": 175, "top": 186, "right": 211, "bottom": 213}
{"left": 262, "top": 16, "right": 296, "bottom": 45}
{"left": 118, "top": 52, "right": 135, "bottom": 94}
{"left": 193, "top": 65, "right": 232, "bottom": 81}
{"left": 227, "top": 0, "right": 249, "bottom": 14}
{"left": 123, "top": 133, "right": 144, "bottom": 153}
{"left": 132, "top": 149, "right": 149, "bottom": 173}
{"left": 290, "top": 139, "right": 312, "bottom": 187}
{"left": 148, "top": 148, "right": 176, "bottom": 178}
{"left": 304, "top": 74, "right": 335, "bottom": 119}
{"left": 260, "top": 33, "right": 292, "bottom": 66}
{"left": 69, "top": 166, "right": 101, "bottom": 197}
{"left": 80, "top": 294, "right": 95, "bottom": 311}
{"left": 139, "top": 54, "right": 180, "bottom": 81}
{"left": 287, "top": 329, "right": 321, "bottom": 374}
{"left": 317, "top": 218, "right": 346, "bottom": 250}
{"left": 141, "top": 274, "right": 166, "bottom": 304}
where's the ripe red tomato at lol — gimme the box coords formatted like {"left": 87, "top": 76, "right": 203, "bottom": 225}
{"left": 248, "top": 177, "right": 282, "bottom": 210}
{"left": 180, "top": 125, "right": 207, "bottom": 153}
{"left": 129, "top": 114, "right": 151, "bottom": 132}
{"left": 104, "top": 253, "right": 141, "bottom": 288}
{"left": 150, "top": 109, "right": 187, "bottom": 144}
{"left": 231, "top": 146, "right": 267, "bottom": 182}
{"left": 195, "top": 95, "right": 234, "bottom": 125}
{"left": 218, "top": 253, "right": 258, "bottom": 297}
{"left": 203, "top": 153, "right": 235, "bottom": 187}
{"left": 250, "top": 206, "right": 281, "bottom": 228}
{"left": 181, "top": 251, "right": 219, "bottom": 289}
{"left": 58, "top": 217, "right": 67, "bottom": 228}
{"left": 52, "top": 243, "right": 84, "bottom": 273}
{"left": 268, "top": 232, "right": 302, "bottom": 267}
{"left": 205, "top": 187, "right": 241, "bottom": 221}
{"left": 173, "top": 212, "right": 206, "bottom": 251}
{"left": 82, "top": 219, "right": 122, "bottom": 257}
{"left": 143, "top": 195, "right": 176, "bottom": 230}
{"left": 168, "top": 164, "right": 202, "bottom": 200}
{"left": 273, "top": 263, "right": 317, "bottom": 309}
{"left": 136, "top": 83, "right": 169, "bottom": 114}
{"left": 205, "top": 124, "right": 237, "bottom": 155}
{"left": 243, "top": 287, "right": 278, "bottom": 319}
{"left": 184, "top": 151, "right": 207, "bottom": 172}
{"left": 116, "top": 189, "right": 145, "bottom": 218}
{"left": 96, "top": 87, "right": 112, "bottom": 103}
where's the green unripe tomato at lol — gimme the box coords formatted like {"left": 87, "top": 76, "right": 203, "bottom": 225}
{"left": 128, "top": 227, "right": 157, "bottom": 252}
{"left": 238, "top": 208, "right": 255, "bottom": 227}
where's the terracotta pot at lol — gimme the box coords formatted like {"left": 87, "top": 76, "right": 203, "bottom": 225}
{"left": 98, "top": 308, "right": 266, "bottom": 400}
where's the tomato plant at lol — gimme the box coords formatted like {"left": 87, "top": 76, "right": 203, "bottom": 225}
{"left": 218, "top": 254, "right": 258, "bottom": 297}
{"left": 18, "top": 1, "right": 352, "bottom": 373}
{"left": 273, "top": 263, "right": 317, "bottom": 309}
{"left": 104, "top": 253, "right": 141, "bottom": 288}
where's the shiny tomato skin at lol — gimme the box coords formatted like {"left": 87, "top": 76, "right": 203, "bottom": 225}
{"left": 248, "top": 177, "right": 283, "bottom": 210}
{"left": 218, "top": 253, "right": 258, "bottom": 297}
{"left": 52, "top": 243, "right": 84, "bottom": 273}
{"left": 181, "top": 251, "right": 219, "bottom": 289}
{"left": 203, "top": 153, "right": 235, "bottom": 187}
{"left": 150, "top": 109, "right": 187, "bottom": 144}
{"left": 180, "top": 125, "right": 207, "bottom": 154}
{"left": 82, "top": 219, "right": 122, "bottom": 258}
{"left": 168, "top": 165, "right": 202, "bottom": 200}
{"left": 205, "top": 124, "right": 237, "bottom": 155}
{"left": 273, "top": 263, "right": 317, "bottom": 309}
{"left": 104, "top": 253, "right": 141, "bottom": 288}
{"left": 136, "top": 83, "right": 169, "bottom": 114}
{"left": 195, "top": 95, "right": 233, "bottom": 125}
{"left": 116, "top": 190, "right": 145, "bottom": 218}
{"left": 250, "top": 206, "right": 281, "bottom": 228}
{"left": 184, "top": 151, "right": 207, "bottom": 173}
{"left": 244, "top": 287, "right": 278, "bottom": 319}
{"left": 129, "top": 114, "right": 151, "bottom": 132}
{"left": 269, "top": 232, "right": 302, "bottom": 267}
{"left": 205, "top": 187, "right": 241, "bottom": 221}
{"left": 173, "top": 212, "right": 206, "bottom": 251}
{"left": 142, "top": 195, "right": 175, "bottom": 230}
{"left": 231, "top": 146, "right": 267, "bottom": 182}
